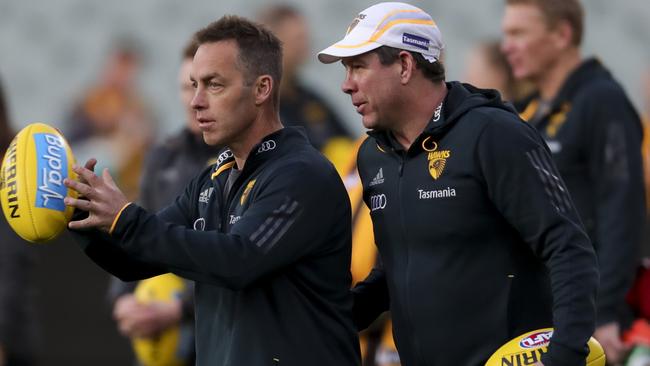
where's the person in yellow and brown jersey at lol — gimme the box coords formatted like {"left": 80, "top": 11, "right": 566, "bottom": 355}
{"left": 502, "top": 1, "right": 645, "bottom": 363}
{"left": 63, "top": 39, "right": 157, "bottom": 202}
{"left": 343, "top": 138, "right": 400, "bottom": 366}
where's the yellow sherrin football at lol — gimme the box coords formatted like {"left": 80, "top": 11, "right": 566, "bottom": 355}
{"left": 485, "top": 328, "right": 605, "bottom": 366}
{"left": 132, "top": 273, "right": 186, "bottom": 366}
{"left": 0, "top": 122, "right": 77, "bottom": 243}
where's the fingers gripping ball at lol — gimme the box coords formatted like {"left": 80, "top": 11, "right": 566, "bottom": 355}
{"left": 0, "top": 123, "right": 77, "bottom": 243}
{"left": 485, "top": 328, "right": 605, "bottom": 366}
{"left": 133, "top": 274, "right": 186, "bottom": 366}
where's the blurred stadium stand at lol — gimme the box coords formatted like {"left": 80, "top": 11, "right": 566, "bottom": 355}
{"left": 0, "top": 0, "right": 648, "bottom": 137}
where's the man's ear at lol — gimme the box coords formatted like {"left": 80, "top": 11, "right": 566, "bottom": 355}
{"left": 254, "top": 75, "right": 273, "bottom": 105}
{"left": 398, "top": 51, "right": 415, "bottom": 85}
{"left": 552, "top": 20, "right": 574, "bottom": 50}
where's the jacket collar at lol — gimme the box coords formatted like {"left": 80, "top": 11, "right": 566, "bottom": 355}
{"left": 519, "top": 58, "right": 610, "bottom": 123}
{"left": 211, "top": 126, "right": 309, "bottom": 180}
{"left": 368, "top": 82, "right": 513, "bottom": 153}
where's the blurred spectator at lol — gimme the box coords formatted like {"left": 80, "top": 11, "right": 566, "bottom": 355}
{"left": 64, "top": 38, "right": 156, "bottom": 201}
{"left": 463, "top": 39, "right": 532, "bottom": 101}
{"left": 259, "top": 5, "right": 393, "bottom": 364}
{"left": 502, "top": 0, "right": 645, "bottom": 363}
{"left": 257, "top": 4, "right": 355, "bottom": 172}
{"left": 0, "top": 76, "right": 39, "bottom": 366}
{"left": 107, "top": 38, "right": 219, "bottom": 366}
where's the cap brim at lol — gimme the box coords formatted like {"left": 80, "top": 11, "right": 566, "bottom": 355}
{"left": 317, "top": 41, "right": 382, "bottom": 64}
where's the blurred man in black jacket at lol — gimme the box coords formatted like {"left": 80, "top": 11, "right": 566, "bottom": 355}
{"left": 503, "top": 1, "right": 645, "bottom": 362}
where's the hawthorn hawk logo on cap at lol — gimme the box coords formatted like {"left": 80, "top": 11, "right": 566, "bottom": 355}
{"left": 347, "top": 13, "right": 366, "bottom": 34}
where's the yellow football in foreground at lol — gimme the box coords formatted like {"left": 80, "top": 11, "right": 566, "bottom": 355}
{"left": 132, "top": 273, "right": 187, "bottom": 366}
{"left": 0, "top": 122, "right": 77, "bottom": 242}
{"left": 485, "top": 328, "right": 605, "bottom": 366}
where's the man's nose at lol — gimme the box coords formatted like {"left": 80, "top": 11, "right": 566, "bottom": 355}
{"left": 341, "top": 73, "right": 355, "bottom": 95}
{"left": 191, "top": 88, "right": 206, "bottom": 110}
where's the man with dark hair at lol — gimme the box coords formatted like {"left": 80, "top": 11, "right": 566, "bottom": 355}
{"left": 64, "top": 15, "right": 360, "bottom": 366}
{"left": 502, "top": 1, "right": 645, "bottom": 363}
{"left": 319, "top": 2, "right": 599, "bottom": 365}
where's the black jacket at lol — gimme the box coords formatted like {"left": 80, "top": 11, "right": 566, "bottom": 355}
{"left": 353, "top": 82, "right": 599, "bottom": 366}
{"left": 517, "top": 58, "right": 645, "bottom": 327}
{"left": 73, "top": 127, "right": 360, "bottom": 366}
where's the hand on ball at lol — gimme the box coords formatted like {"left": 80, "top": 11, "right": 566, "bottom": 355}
{"left": 64, "top": 159, "right": 130, "bottom": 233}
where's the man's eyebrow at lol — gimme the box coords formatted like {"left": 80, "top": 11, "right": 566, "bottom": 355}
{"left": 190, "top": 72, "right": 222, "bottom": 82}
{"left": 342, "top": 57, "right": 365, "bottom": 67}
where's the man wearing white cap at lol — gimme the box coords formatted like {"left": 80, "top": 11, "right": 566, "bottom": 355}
{"left": 319, "top": 2, "right": 599, "bottom": 366}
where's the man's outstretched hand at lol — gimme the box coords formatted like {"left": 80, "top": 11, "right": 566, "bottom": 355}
{"left": 64, "top": 159, "right": 129, "bottom": 233}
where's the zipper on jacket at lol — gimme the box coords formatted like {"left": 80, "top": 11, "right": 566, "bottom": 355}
{"left": 220, "top": 168, "right": 248, "bottom": 232}
{"left": 395, "top": 151, "right": 429, "bottom": 365}
{"left": 396, "top": 150, "right": 405, "bottom": 177}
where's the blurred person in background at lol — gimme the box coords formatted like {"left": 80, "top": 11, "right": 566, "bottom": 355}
{"left": 107, "top": 38, "right": 219, "bottom": 366}
{"left": 258, "top": 5, "right": 396, "bottom": 365}
{"left": 0, "top": 76, "right": 39, "bottom": 366}
{"left": 502, "top": 0, "right": 645, "bottom": 363}
{"left": 463, "top": 39, "right": 532, "bottom": 102}
{"left": 64, "top": 38, "right": 157, "bottom": 201}
{"left": 256, "top": 4, "right": 355, "bottom": 172}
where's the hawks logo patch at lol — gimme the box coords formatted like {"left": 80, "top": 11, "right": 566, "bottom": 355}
{"left": 240, "top": 179, "right": 256, "bottom": 206}
{"left": 422, "top": 137, "right": 450, "bottom": 180}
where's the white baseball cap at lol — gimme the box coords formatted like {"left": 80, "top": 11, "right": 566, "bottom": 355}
{"left": 318, "top": 2, "right": 444, "bottom": 64}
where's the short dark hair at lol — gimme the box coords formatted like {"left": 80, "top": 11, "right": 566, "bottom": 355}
{"left": 506, "top": 0, "right": 584, "bottom": 46}
{"left": 373, "top": 46, "right": 445, "bottom": 83}
{"left": 182, "top": 37, "right": 199, "bottom": 60}
{"left": 194, "top": 15, "right": 283, "bottom": 106}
